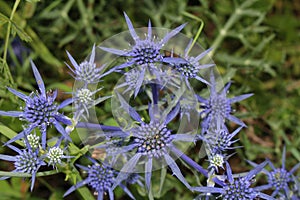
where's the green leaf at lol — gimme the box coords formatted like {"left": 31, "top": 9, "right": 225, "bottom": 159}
{"left": 0, "top": 170, "right": 58, "bottom": 178}
{"left": 0, "top": 179, "right": 22, "bottom": 198}
{"left": 10, "top": 21, "right": 32, "bottom": 42}
{"left": 47, "top": 82, "right": 72, "bottom": 92}
{"left": 49, "top": 190, "right": 64, "bottom": 200}
{"left": 26, "top": 0, "right": 41, "bottom": 3}
{"left": 0, "top": 124, "right": 23, "bottom": 146}
{"left": 0, "top": 12, "right": 9, "bottom": 26}
{"left": 158, "top": 167, "right": 167, "bottom": 197}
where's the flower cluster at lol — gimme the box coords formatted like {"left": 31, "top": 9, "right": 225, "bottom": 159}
{"left": 0, "top": 12, "right": 299, "bottom": 200}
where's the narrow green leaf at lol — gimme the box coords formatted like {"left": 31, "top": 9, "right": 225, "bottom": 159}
{"left": 0, "top": 170, "right": 58, "bottom": 177}
{"left": 0, "top": 125, "right": 23, "bottom": 146}
{"left": 0, "top": 12, "right": 9, "bottom": 26}
{"left": 0, "top": 179, "right": 22, "bottom": 198}
{"left": 26, "top": 0, "right": 41, "bottom": 3}
{"left": 10, "top": 21, "right": 32, "bottom": 42}
{"left": 158, "top": 167, "right": 167, "bottom": 197}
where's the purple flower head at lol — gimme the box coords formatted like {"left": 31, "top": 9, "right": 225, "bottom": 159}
{"left": 100, "top": 12, "right": 186, "bottom": 96}
{"left": 64, "top": 158, "right": 135, "bottom": 200}
{"left": 60, "top": 86, "right": 110, "bottom": 122}
{"left": 197, "top": 71, "right": 253, "bottom": 133}
{"left": 66, "top": 44, "right": 105, "bottom": 85}
{"left": 101, "top": 95, "right": 199, "bottom": 192}
{"left": 100, "top": 12, "right": 186, "bottom": 70}
{"left": 0, "top": 61, "right": 72, "bottom": 148}
{"left": 193, "top": 161, "right": 275, "bottom": 200}
{"left": 199, "top": 117, "right": 242, "bottom": 155}
{"left": 250, "top": 146, "right": 300, "bottom": 198}
{"left": 114, "top": 68, "right": 144, "bottom": 96}
{"left": 0, "top": 140, "right": 45, "bottom": 191}
{"left": 162, "top": 39, "right": 214, "bottom": 86}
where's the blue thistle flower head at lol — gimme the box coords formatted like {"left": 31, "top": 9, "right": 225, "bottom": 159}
{"left": 268, "top": 168, "right": 292, "bottom": 189}
{"left": 250, "top": 146, "right": 300, "bottom": 198}
{"left": 199, "top": 117, "right": 242, "bottom": 154}
{"left": 114, "top": 68, "right": 142, "bottom": 95}
{"left": 60, "top": 86, "right": 110, "bottom": 122}
{"left": 197, "top": 71, "right": 253, "bottom": 133}
{"left": 193, "top": 161, "right": 276, "bottom": 200}
{"left": 207, "top": 153, "right": 225, "bottom": 172}
{"left": 134, "top": 121, "right": 173, "bottom": 158}
{"left": 0, "top": 61, "right": 72, "bottom": 148}
{"left": 46, "top": 145, "right": 71, "bottom": 168}
{"left": 99, "top": 13, "right": 186, "bottom": 96}
{"left": 100, "top": 12, "right": 186, "bottom": 70}
{"left": 25, "top": 132, "right": 40, "bottom": 150}
{"left": 66, "top": 45, "right": 105, "bottom": 85}
{"left": 162, "top": 40, "right": 214, "bottom": 86}
{"left": 64, "top": 158, "right": 135, "bottom": 200}
{"left": 99, "top": 94, "right": 199, "bottom": 191}
{"left": 0, "top": 140, "right": 45, "bottom": 191}
{"left": 87, "top": 163, "right": 116, "bottom": 193}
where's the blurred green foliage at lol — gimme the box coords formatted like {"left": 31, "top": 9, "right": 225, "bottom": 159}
{"left": 0, "top": 0, "right": 299, "bottom": 199}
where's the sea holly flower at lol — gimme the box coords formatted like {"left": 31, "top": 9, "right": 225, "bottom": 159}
{"left": 162, "top": 39, "right": 214, "bottom": 87}
{"left": 0, "top": 140, "right": 45, "bottom": 191}
{"left": 66, "top": 44, "right": 107, "bottom": 85}
{"left": 25, "top": 132, "right": 40, "bottom": 150}
{"left": 60, "top": 86, "right": 110, "bottom": 122}
{"left": 100, "top": 12, "right": 186, "bottom": 96}
{"left": 198, "top": 117, "right": 242, "bottom": 155}
{"left": 64, "top": 157, "right": 135, "bottom": 200}
{"left": 249, "top": 146, "right": 300, "bottom": 198}
{"left": 114, "top": 68, "right": 146, "bottom": 96}
{"left": 0, "top": 61, "right": 72, "bottom": 148}
{"left": 197, "top": 71, "right": 253, "bottom": 133}
{"left": 47, "top": 147, "right": 64, "bottom": 166}
{"left": 45, "top": 142, "right": 72, "bottom": 169}
{"left": 192, "top": 161, "right": 275, "bottom": 200}
{"left": 101, "top": 94, "right": 199, "bottom": 191}
{"left": 100, "top": 12, "right": 186, "bottom": 70}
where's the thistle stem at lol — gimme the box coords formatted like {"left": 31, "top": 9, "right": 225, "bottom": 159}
{"left": 2, "top": 0, "right": 20, "bottom": 84}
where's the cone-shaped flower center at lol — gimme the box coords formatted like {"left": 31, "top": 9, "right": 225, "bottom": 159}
{"left": 209, "top": 97, "right": 231, "bottom": 118}
{"left": 134, "top": 122, "right": 172, "bottom": 158}
{"left": 207, "top": 129, "right": 233, "bottom": 154}
{"left": 174, "top": 57, "right": 199, "bottom": 78}
{"left": 224, "top": 178, "right": 258, "bottom": 200}
{"left": 209, "top": 154, "right": 224, "bottom": 169}
{"left": 88, "top": 164, "right": 116, "bottom": 192}
{"left": 131, "top": 41, "right": 161, "bottom": 66}
{"left": 26, "top": 134, "right": 40, "bottom": 149}
{"left": 77, "top": 88, "right": 93, "bottom": 105}
{"left": 77, "top": 61, "right": 99, "bottom": 83}
{"left": 125, "top": 69, "right": 139, "bottom": 88}
{"left": 15, "top": 149, "right": 40, "bottom": 174}
{"left": 24, "top": 94, "right": 57, "bottom": 126}
{"left": 269, "top": 168, "right": 292, "bottom": 189}
{"left": 48, "top": 147, "right": 64, "bottom": 165}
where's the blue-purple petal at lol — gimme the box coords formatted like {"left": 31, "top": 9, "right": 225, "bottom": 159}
{"left": 192, "top": 186, "right": 224, "bottom": 194}
{"left": 30, "top": 60, "right": 46, "bottom": 97}
{"left": 112, "top": 153, "right": 141, "bottom": 189}
{"left": 163, "top": 153, "right": 191, "bottom": 189}
{"left": 0, "top": 154, "right": 17, "bottom": 162}
{"left": 0, "top": 111, "right": 22, "bottom": 117}
{"left": 145, "top": 158, "right": 153, "bottom": 191}
{"left": 123, "top": 12, "right": 139, "bottom": 41}
{"left": 7, "top": 87, "right": 28, "bottom": 100}
{"left": 161, "top": 23, "right": 186, "bottom": 45}
{"left": 64, "top": 179, "right": 87, "bottom": 197}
